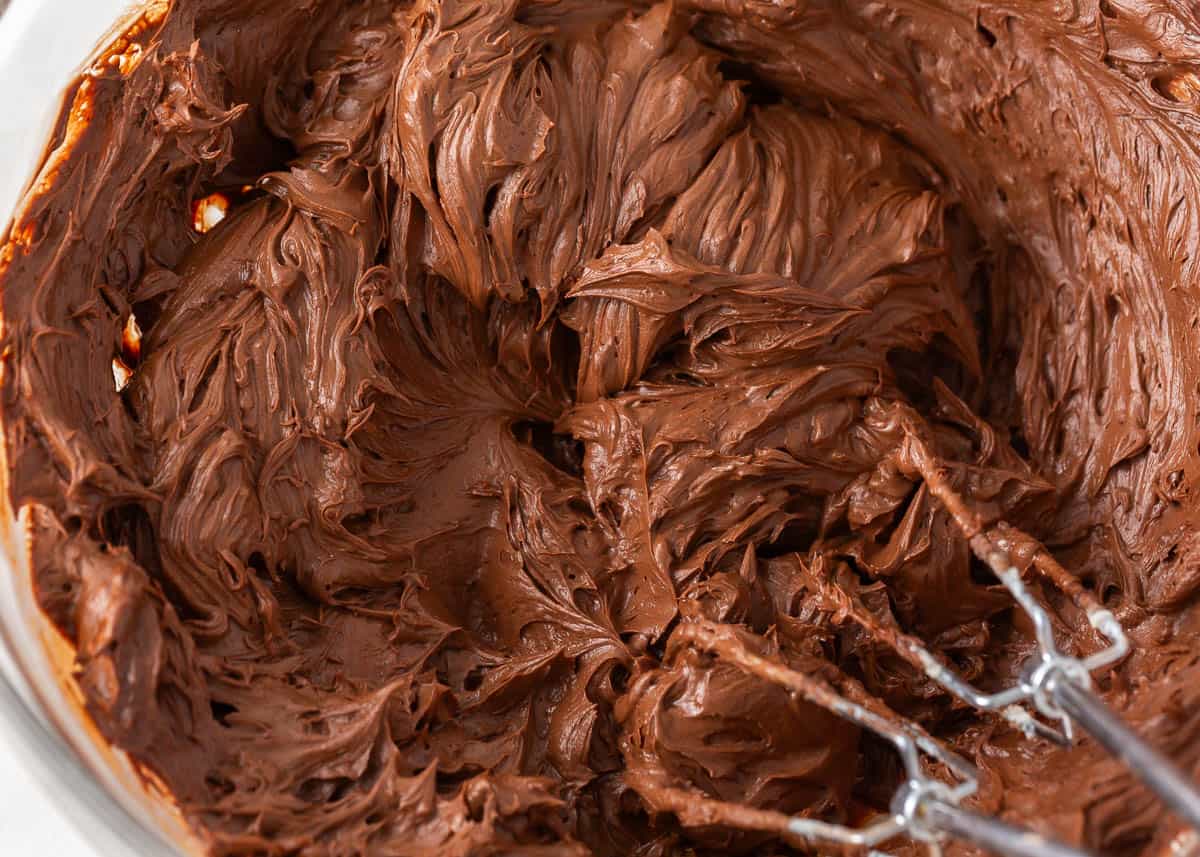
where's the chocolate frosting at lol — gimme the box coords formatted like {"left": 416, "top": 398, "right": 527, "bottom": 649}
{"left": 5, "top": 0, "right": 1200, "bottom": 854}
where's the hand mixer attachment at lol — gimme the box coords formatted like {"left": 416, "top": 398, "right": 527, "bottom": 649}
{"left": 659, "top": 620, "right": 1091, "bottom": 857}
{"left": 896, "top": 422, "right": 1200, "bottom": 835}
{"left": 641, "top": 409, "right": 1200, "bottom": 856}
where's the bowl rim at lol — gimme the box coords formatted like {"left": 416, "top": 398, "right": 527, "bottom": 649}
{"left": 0, "top": 1, "right": 195, "bottom": 854}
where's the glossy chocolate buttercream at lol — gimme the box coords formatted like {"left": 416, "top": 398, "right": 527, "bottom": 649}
{"left": 4, "top": 0, "right": 1200, "bottom": 854}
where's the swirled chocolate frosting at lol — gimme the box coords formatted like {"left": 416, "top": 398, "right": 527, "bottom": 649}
{"left": 4, "top": 0, "right": 1200, "bottom": 854}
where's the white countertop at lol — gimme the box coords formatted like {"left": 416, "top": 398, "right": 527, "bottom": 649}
{"left": 0, "top": 718, "right": 96, "bottom": 855}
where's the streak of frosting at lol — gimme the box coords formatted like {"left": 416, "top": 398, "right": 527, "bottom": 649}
{"left": 4, "top": 0, "right": 1200, "bottom": 855}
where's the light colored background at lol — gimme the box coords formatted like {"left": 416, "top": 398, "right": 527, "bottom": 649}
{"left": 0, "top": 727, "right": 96, "bottom": 854}
{"left": 0, "top": 0, "right": 135, "bottom": 853}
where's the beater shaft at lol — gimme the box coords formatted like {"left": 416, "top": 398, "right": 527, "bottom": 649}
{"left": 1050, "top": 676, "right": 1200, "bottom": 831}
{"left": 923, "top": 800, "right": 1093, "bottom": 857}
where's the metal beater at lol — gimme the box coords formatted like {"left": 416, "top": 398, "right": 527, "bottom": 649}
{"left": 898, "top": 425, "right": 1200, "bottom": 834}
{"left": 667, "top": 620, "right": 1092, "bottom": 857}
{"left": 652, "top": 415, "right": 1200, "bottom": 856}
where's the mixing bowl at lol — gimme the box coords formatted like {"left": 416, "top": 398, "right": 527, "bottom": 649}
{"left": 0, "top": 1, "right": 195, "bottom": 853}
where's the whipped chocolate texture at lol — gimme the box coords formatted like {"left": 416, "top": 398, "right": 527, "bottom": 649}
{"left": 5, "top": 0, "right": 1200, "bottom": 854}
